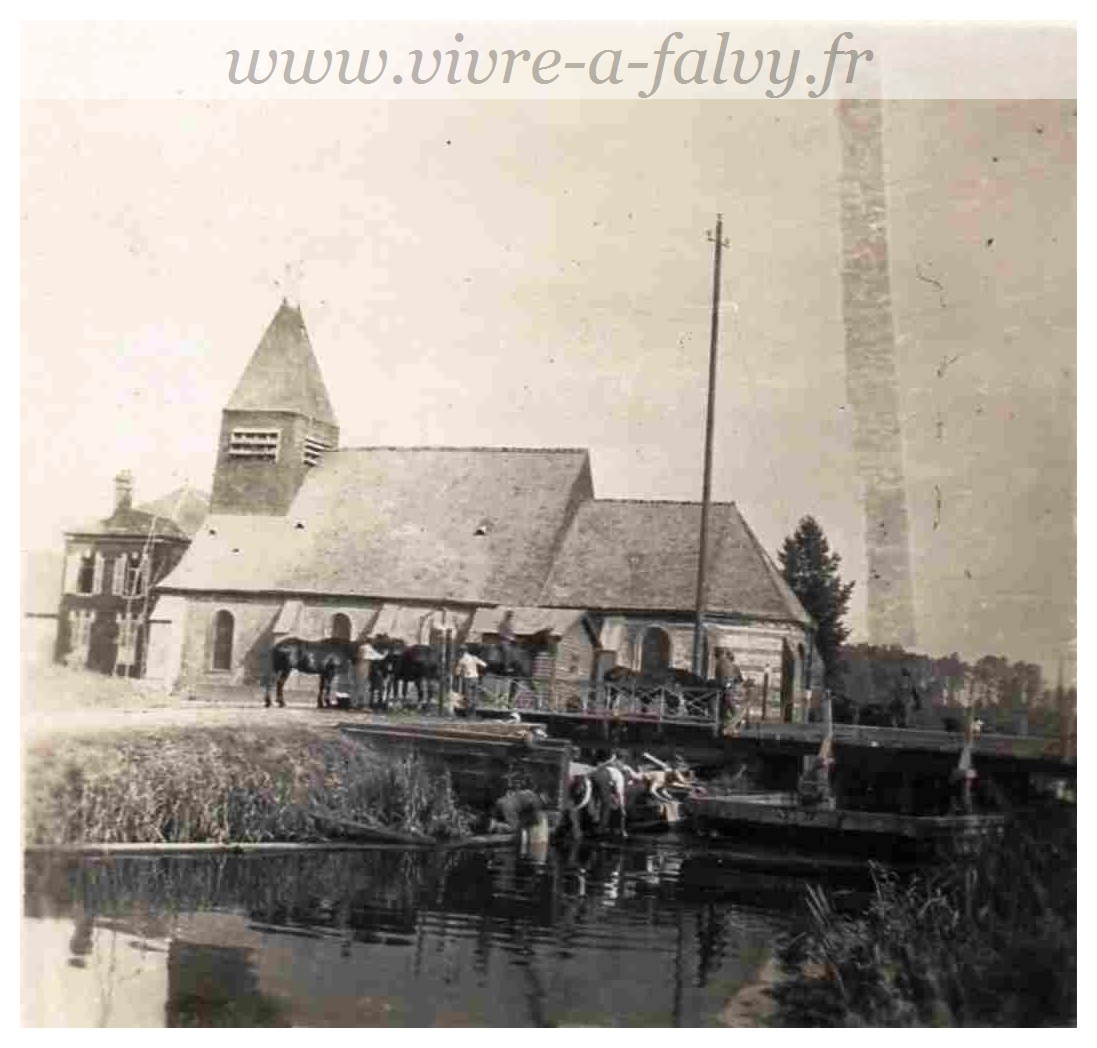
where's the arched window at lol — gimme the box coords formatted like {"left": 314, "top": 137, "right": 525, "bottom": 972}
{"left": 212, "top": 610, "right": 235, "bottom": 671}
{"left": 330, "top": 613, "right": 352, "bottom": 642}
{"left": 639, "top": 627, "right": 672, "bottom": 677}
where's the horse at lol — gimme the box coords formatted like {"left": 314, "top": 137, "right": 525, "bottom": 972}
{"left": 465, "top": 629, "right": 553, "bottom": 702}
{"left": 389, "top": 644, "right": 442, "bottom": 709}
{"left": 466, "top": 628, "right": 553, "bottom": 678}
{"left": 365, "top": 635, "right": 403, "bottom": 710}
{"left": 265, "top": 636, "right": 364, "bottom": 710}
{"left": 559, "top": 758, "right": 643, "bottom": 840}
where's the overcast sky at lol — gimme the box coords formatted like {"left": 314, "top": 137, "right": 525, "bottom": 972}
{"left": 19, "top": 98, "right": 1075, "bottom": 677}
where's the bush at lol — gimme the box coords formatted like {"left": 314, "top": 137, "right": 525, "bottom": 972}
{"left": 24, "top": 725, "right": 473, "bottom": 845}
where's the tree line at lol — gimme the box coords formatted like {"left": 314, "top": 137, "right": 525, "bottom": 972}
{"left": 778, "top": 515, "right": 1074, "bottom": 737}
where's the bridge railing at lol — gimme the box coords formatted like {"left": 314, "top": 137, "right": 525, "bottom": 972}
{"left": 473, "top": 675, "right": 722, "bottom": 724}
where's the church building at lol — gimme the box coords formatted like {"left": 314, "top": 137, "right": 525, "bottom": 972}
{"left": 147, "top": 301, "right": 820, "bottom": 718}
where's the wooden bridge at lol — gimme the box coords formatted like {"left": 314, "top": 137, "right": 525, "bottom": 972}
{"left": 461, "top": 677, "right": 1075, "bottom": 777}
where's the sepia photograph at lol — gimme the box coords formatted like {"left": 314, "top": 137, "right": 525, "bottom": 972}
{"left": 18, "top": 16, "right": 1077, "bottom": 1028}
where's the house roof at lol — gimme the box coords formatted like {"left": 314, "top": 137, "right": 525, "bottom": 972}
{"left": 67, "top": 506, "right": 189, "bottom": 541}
{"left": 538, "top": 499, "right": 812, "bottom": 625}
{"left": 225, "top": 301, "right": 337, "bottom": 427}
{"left": 136, "top": 486, "right": 209, "bottom": 538}
{"left": 159, "top": 446, "right": 593, "bottom": 605}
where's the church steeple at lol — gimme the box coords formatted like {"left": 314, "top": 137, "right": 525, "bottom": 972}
{"left": 209, "top": 302, "right": 339, "bottom": 516}
{"left": 225, "top": 300, "right": 337, "bottom": 427}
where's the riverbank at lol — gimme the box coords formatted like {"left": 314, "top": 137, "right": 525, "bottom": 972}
{"left": 769, "top": 799, "right": 1077, "bottom": 1026}
{"left": 24, "top": 721, "right": 475, "bottom": 847}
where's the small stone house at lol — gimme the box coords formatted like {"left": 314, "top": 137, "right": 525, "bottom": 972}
{"left": 54, "top": 473, "right": 202, "bottom": 677}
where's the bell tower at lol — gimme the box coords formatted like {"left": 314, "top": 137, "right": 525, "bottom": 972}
{"left": 209, "top": 300, "right": 339, "bottom": 515}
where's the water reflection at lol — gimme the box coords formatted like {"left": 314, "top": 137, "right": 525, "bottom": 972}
{"left": 24, "top": 841, "right": 808, "bottom": 1027}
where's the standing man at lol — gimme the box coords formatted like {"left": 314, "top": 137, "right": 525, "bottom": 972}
{"left": 714, "top": 647, "right": 744, "bottom": 730}
{"left": 455, "top": 645, "right": 488, "bottom": 715}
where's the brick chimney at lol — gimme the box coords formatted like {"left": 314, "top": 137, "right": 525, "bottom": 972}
{"left": 114, "top": 470, "right": 134, "bottom": 513}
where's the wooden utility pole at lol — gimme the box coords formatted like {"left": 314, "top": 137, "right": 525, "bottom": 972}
{"left": 692, "top": 215, "right": 729, "bottom": 676}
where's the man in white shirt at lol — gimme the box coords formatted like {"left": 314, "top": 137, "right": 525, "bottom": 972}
{"left": 455, "top": 646, "right": 488, "bottom": 714}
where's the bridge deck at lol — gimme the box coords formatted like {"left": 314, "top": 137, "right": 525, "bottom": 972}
{"left": 475, "top": 707, "right": 1072, "bottom": 766}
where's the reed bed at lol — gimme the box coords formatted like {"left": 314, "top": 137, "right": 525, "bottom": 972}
{"left": 771, "top": 801, "right": 1076, "bottom": 1027}
{"left": 24, "top": 724, "right": 473, "bottom": 845}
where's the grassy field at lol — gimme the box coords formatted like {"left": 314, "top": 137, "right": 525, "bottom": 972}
{"left": 24, "top": 722, "right": 473, "bottom": 846}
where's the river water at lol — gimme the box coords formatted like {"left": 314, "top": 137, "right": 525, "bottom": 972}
{"left": 22, "top": 837, "right": 832, "bottom": 1027}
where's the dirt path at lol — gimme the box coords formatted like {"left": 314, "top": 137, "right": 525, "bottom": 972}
{"left": 22, "top": 701, "right": 341, "bottom": 744}
{"left": 22, "top": 697, "right": 537, "bottom": 746}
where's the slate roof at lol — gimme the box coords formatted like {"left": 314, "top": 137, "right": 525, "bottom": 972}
{"left": 67, "top": 506, "right": 189, "bottom": 541}
{"left": 136, "top": 486, "right": 209, "bottom": 538}
{"left": 225, "top": 301, "right": 337, "bottom": 426}
{"left": 159, "top": 446, "right": 594, "bottom": 605}
{"left": 539, "top": 499, "right": 811, "bottom": 625}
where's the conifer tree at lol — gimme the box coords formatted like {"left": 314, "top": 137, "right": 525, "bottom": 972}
{"left": 777, "top": 516, "right": 855, "bottom": 688}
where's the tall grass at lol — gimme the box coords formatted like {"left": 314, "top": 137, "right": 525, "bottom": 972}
{"left": 24, "top": 724, "right": 473, "bottom": 845}
{"left": 771, "top": 802, "right": 1076, "bottom": 1026}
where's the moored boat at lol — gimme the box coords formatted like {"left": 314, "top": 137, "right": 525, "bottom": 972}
{"left": 683, "top": 792, "right": 1006, "bottom": 863}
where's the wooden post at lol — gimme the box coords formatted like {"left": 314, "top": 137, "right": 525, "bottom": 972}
{"left": 438, "top": 626, "right": 454, "bottom": 717}
{"left": 819, "top": 689, "right": 836, "bottom": 808}
{"left": 1057, "top": 664, "right": 1068, "bottom": 759}
{"left": 692, "top": 214, "right": 729, "bottom": 677}
{"left": 957, "top": 702, "right": 977, "bottom": 814}
{"left": 548, "top": 637, "right": 559, "bottom": 712}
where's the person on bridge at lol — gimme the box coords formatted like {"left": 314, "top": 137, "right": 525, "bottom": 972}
{"left": 455, "top": 645, "right": 488, "bottom": 714}
{"left": 714, "top": 648, "right": 744, "bottom": 730}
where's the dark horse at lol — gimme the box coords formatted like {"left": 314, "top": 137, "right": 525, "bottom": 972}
{"left": 388, "top": 643, "right": 442, "bottom": 709}
{"left": 465, "top": 629, "right": 553, "bottom": 702}
{"left": 364, "top": 635, "right": 403, "bottom": 710}
{"left": 266, "top": 636, "right": 363, "bottom": 710}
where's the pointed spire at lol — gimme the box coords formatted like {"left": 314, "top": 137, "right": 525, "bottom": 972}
{"left": 225, "top": 301, "right": 337, "bottom": 427}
